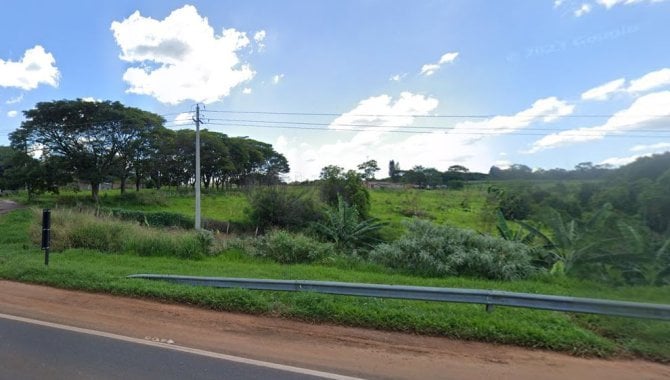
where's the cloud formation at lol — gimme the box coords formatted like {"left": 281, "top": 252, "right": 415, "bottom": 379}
{"left": 580, "top": 68, "right": 670, "bottom": 102}
{"left": 575, "top": 3, "right": 592, "bottom": 16}
{"left": 111, "top": 5, "right": 256, "bottom": 104}
{"left": 581, "top": 78, "right": 625, "bottom": 101}
{"left": 596, "top": 0, "right": 668, "bottom": 9}
{"left": 527, "top": 91, "right": 670, "bottom": 153}
{"left": 420, "top": 52, "right": 459, "bottom": 76}
{"left": 7, "top": 110, "right": 18, "bottom": 118}
{"left": 0, "top": 46, "right": 60, "bottom": 90}
{"left": 272, "top": 74, "right": 284, "bottom": 85}
{"left": 173, "top": 112, "right": 193, "bottom": 126}
{"left": 5, "top": 94, "right": 23, "bottom": 105}
{"left": 275, "top": 93, "right": 574, "bottom": 180}
{"left": 454, "top": 96, "right": 574, "bottom": 139}
{"left": 630, "top": 142, "right": 670, "bottom": 152}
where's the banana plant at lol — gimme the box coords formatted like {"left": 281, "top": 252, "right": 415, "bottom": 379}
{"left": 313, "top": 195, "right": 386, "bottom": 250}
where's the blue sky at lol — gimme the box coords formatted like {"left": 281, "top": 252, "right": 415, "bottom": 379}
{"left": 1, "top": 0, "right": 669, "bottom": 180}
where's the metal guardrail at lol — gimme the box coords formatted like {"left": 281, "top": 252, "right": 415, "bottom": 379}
{"left": 127, "top": 274, "right": 670, "bottom": 321}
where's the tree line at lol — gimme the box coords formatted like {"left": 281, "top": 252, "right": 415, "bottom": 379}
{"left": 0, "top": 99, "right": 288, "bottom": 200}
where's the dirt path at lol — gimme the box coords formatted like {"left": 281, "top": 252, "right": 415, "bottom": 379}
{"left": 0, "top": 200, "right": 22, "bottom": 215}
{"left": 0, "top": 281, "right": 667, "bottom": 379}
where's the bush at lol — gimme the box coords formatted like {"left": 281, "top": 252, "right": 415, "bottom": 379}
{"left": 499, "top": 191, "right": 531, "bottom": 220}
{"left": 319, "top": 166, "right": 371, "bottom": 218}
{"left": 247, "top": 230, "right": 335, "bottom": 264}
{"left": 103, "top": 208, "right": 193, "bottom": 229}
{"left": 370, "top": 219, "right": 537, "bottom": 280}
{"left": 312, "top": 195, "right": 385, "bottom": 250}
{"left": 246, "top": 187, "right": 323, "bottom": 231}
{"left": 29, "top": 208, "right": 210, "bottom": 259}
{"left": 69, "top": 223, "right": 127, "bottom": 252}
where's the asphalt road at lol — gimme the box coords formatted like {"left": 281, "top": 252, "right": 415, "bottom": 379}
{"left": 0, "top": 316, "right": 342, "bottom": 380}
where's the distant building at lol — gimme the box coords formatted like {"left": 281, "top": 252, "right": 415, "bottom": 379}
{"left": 365, "top": 181, "right": 405, "bottom": 189}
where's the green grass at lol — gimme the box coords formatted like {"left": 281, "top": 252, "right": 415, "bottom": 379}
{"left": 15, "top": 186, "right": 495, "bottom": 236}
{"left": 369, "top": 187, "right": 491, "bottom": 239}
{"left": 1, "top": 208, "right": 668, "bottom": 362}
{"left": 15, "top": 189, "right": 251, "bottom": 224}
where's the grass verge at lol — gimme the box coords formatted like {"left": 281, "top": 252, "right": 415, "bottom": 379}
{"left": 1, "top": 208, "right": 668, "bottom": 362}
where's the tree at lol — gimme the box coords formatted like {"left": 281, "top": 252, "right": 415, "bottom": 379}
{"left": 357, "top": 159, "right": 380, "bottom": 180}
{"left": 319, "top": 165, "right": 371, "bottom": 218}
{"left": 0, "top": 147, "right": 69, "bottom": 198}
{"left": 448, "top": 165, "right": 469, "bottom": 173}
{"left": 389, "top": 160, "right": 401, "bottom": 182}
{"left": 10, "top": 99, "right": 164, "bottom": 201}
{"left": 402, "top": 165, "right": 427, "bottom": 187}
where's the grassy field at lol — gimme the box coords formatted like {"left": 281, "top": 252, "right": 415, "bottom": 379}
{"left": 1, "top": 207, "right": 668, "bottom": 362}
{"left": 17, "top": 185, "right": 495, "bottom": 236}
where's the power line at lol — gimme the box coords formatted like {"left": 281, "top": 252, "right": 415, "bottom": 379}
{"left": 203, "top": 117, "right": 670, "bottom": 133}
{"left": 203, "top": 109, "right": 670, "bottom": 119}
{"left": 204, "top": 122, "right": 670, "bottom": 138}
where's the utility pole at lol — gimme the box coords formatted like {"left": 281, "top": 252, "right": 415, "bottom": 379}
{"left": 194, "top": 104, "right": 202, "bottom": 230}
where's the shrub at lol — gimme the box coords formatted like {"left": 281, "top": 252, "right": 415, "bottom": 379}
{"left": 499, "top": 191, "right": 531, "bottom": 220}
{"left": 69, "top": 223, "right": 127, "bottom": 252}
{"left": 246, "top": 187, "right": 323, "bottom": 231}
{"left": 248, "top": 230, "right": 335, "bottom": 264}
{"left": 312, "top": 195, "right": 385, "bottom": 250}
{"left": 370, "top": 219, "right": 537, "bottom": 280}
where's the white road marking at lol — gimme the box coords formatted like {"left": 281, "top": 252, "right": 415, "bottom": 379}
{"left": 0, "top": 312, "right": 365, "bottom": 380}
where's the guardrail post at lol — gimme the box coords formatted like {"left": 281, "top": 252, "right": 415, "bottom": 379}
{"left": 41, "top": 209, "right": 51, "bottom": 266}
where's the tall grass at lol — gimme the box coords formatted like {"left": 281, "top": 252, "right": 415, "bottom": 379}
{"left": 28, "top": 208, "right": 211, "bottom": 259}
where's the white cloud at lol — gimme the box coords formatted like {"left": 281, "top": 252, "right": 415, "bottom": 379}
{"left": 574, "top": 3, "right": 592, "bottom": 16}
{"left": 581, "top": 78, "right": 625, "bottom": 101}
{"left": 272, "top": 73, "right": 284, "bottom": 84}
{"left": 420, "top": 64, "right": 441, "bottom": 76}
{"left": 329, "top": 92, "right": 439, "bottom": 131}
{"left": 527, "top": 91, "right": 670, "bottom": 153}
{"left": 627, "top": 68, "right": 670, "bottom": 93}
{"left": 580, "top": 68, "right": 670, "bottom": 102}
{"left": 253, "top": 30, "right": 266, "bottom": 51}
{"left": 173, "top": 112, "right": 193, "bottom": 126}
{"left": 7, "top": 110, "right": 18, "bottom": 118}
{"left": 5, "top": 94, "right": 23, "bottom": 104}
{"left": 596, "top": 0, "right": 668, "bottom": 9}
{"left": 599, "top": 154, "right": 642, "bottom": 166}
{"left": 0, "top": 45, "right": 60, "bottom": 90}
{"left": 81, "top": 97, "right": 102, "bottom": 103}
{"left": 389, "top": 73, "right": 406, "bottom": 82}
{"left": 630, "top": 142, "right": 670, "bottom": 152}
{"left": 438, "top": 52, "right": 459, "bottom": 64}
{"left": 276, "top": 94, "right": 574, "bottom": 180}
{"left": 554, "top": 0, "right": 566, "bottom": 7}
{"left": 420, "top": 52, "right": 459, "bottom": 76}
{"left": 242, "top": 87, "right": 252, "bottom": 94}
{"left": 455, "top": 96, "right": 574, "bottom": 138}
{"left": 601, "top": 141, "right": 670, "bottom": 166}
{"left": 111, "top": 5, "right": 256, "bottom": 104}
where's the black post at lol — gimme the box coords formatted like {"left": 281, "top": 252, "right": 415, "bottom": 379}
{"left": 41, "top": 209, "right": 51, "bottom": 266}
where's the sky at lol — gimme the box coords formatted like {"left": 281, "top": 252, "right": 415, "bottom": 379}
{"left": 1, "top": 0, "right": 669, "bottom": 180}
